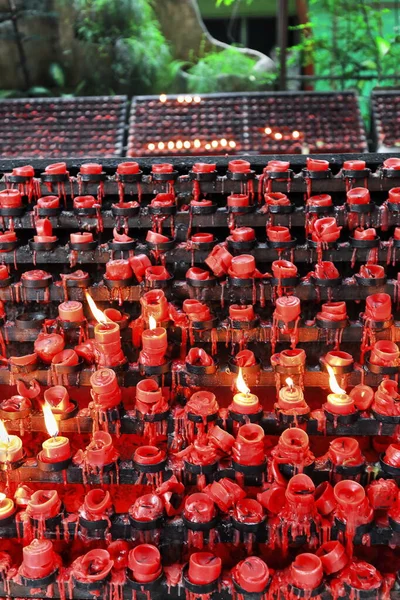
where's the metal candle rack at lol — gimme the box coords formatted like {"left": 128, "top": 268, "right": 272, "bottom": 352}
{"left": 0, "top": 153, "right": 400, "bottom": 600}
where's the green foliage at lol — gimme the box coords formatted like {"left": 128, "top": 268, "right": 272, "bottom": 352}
{"left": 186, "top": 47, "right": 274, "bottom": 93}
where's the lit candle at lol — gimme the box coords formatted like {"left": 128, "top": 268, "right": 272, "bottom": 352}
{"left": 0, "top": 492, "right": 15, "bottom": 520}
{"left": 231, "top": 368, "right": 260, "bottom": 414}
{"left": 140, "top": 318, "right": 168, "bottom": 367}
{"left": 324, "top": 365, "right": 355, "bottom": 415}
{"left": 40, "top": 402, "right": 71, "bottom": 463}
{"left": 85, "top": 291, "right": 125, "bottom": 367}
{"left": 0, "top": 420, "right": 23, "bottom": 463}
{"left": 278, "top": 377, "right": 309, "bottom": 413}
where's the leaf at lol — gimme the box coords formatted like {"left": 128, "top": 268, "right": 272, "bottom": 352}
{"left": 361, "top": 59, "right": 377, "bottom": 70}
{"left": 27, "top": 86, "right": 52, "bottom": 96}
{"left": 49, "top": 63, "right": 65, "bottom": 88}
{"left": 376, "top": 36, "right": 390, "bottom": 59}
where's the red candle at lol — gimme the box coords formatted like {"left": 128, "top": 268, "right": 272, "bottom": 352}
{"left": 184, "top": 493, "right": 216, "bottom": 523}
{"left": 186, "top": 390, "right": 219, "bottom": 419}
{"left": 347, "top": 187, "right": 371, "bottom": 205}
{"left": 83, "top": 488, "right": 112, "bottom": 518}
{"left": 186, "top": 348, "right": 213, "bottom": 368}
{"left": 106, "top": 259, "right": 133, "bottom": 280}
{"left": 188, "top": 552, "right": 222, "bottom": 585}
{"left": 394, "top": 227, "right": 400, "bottom": 240}
{"left": 367, "top": 479, "right": 398, "bottom": 510}
{"left": 388, "top": 188, "right": 400, "bottom": 203}
{"left": 44, "top": 385, "right": 70, "bottom": 413}
{"left": 307, "top": 158, "right": 329, "bottom": 171}
{"left": 266, "top": 160, "right": 289, "bottom": 172}
{"left": 274, "top": 296, "right": 301, "bottom": 322}
{"left": 191, "top": 233, "right": 214, "bottom": 244}
{"left": 349, "top": 384, "right": 374, "bottom": 411}
{"left": 314, "top": 261, "right": 340, "bottom": 280}
{"left": 232, "top": 424, "right": 265, "bottom": 466}
{"left": 140, "top": 326, "right": 168, "bottom": 366}
{"left": 140, "top": 289, "right": 169, "bottom": 323}
{"left": 205, "top": 244, "right": 233, "bottom": 277}
{"left": 229, "top": 255, "right": 256, "bottom": 278}
{"left": 86, "top": 431, "right": 116, "bottom": 467}
{"left": 229, "top": 159, "right": 251, "bottom": 173}
{"left": 264, "top": 192, "right": 291, "bottom": 206}
{"left": 72, "top": 549, "right": 113, "bottom": 583}
{"left": 311, "top": 217, "right": 341, "bottom": 242}
{"left": 233, "top": 498, "right": 264, "bottom": 524}
{"left": 0, "top": 189, "right": 22, "bottom": 208}
{"left": 314, "top": 481, "right": 336, "bottom": 516}
{"left": 384, "top": 157, "right": 400, "bottom": 170}
{"left": 290, "top": 554, "right": 323, "bottom": 590}
{"left": 334, "top": 480, "right": 367, "bottom": 512}
{"left": 74, "top": 195, "right": 96, "bottom": 209}
{"left": 34, "top": 333, "right": 64, "bottom": 363}
{"left": 190, "top": 199, "right": 213, "bottom": 208}
{"left": 90, "top": 368, "right": 121, "bottom": 410}
{"left": 206, "top": 478, "right": 245, "bottom": 512}
{"left": 130, "top": 254, "right": 152, "bottom": 282}
{"left": 318, "top": 301, "right": 347, "bottom": 322}
{"left": 26, "top": 489, "right": 61, "bottom": 520}
{"left": 13, "top": 165, "right": 35, "bottom": 177}
{"left": 365, "top": 293, "right": 392, "bottom": 321}
{"left": 343, "top": 160, "right": 366, "bottom": 170}
{"left": 70, "top": 232, "right": 94, "bottom": 245}
{"left": 134, "top": 446, "right": 166, "bottom": 465}
{"left": 58, "top": 301, "right": 84, "bottom": 322}
{"left": 80, "top": 163, "right": 102, "bottom": 175}
{"left": 45, "top": 162, "right": 67, "bottom": 175}
{"left": 94, "top": 321, "right": 124, "bottom": 368}
{"left": 0, "top": 492, "right": 15, "bottom": 520}
{"left": 0, "top": 265, "right": 9, "bottom": 280}
{"left": 271, "top": 260, "right": 297, "bottom": 279}
{"left": 324, "top": 351, "right": 353, "bottom": 368}
{"left": 329, "top": 437, "right": 363, "bottom": 466}
{"left": 233, "top": 557, "right": 269, "bottom": 593}
{"left": 358, "top": 264, "right": 385, "bottom": 279}
{"left": 186, "top": 267, "right": 212, "bottom": 281}
{"left": 370, "top": 340, "right": 399, "bottom": 366}
{"left": 135, "top": 379, "right": 163, "bottom": 414}
{"left": 192, "top": 163, "right": 216, "bottom": 173}
{"left": 128, "top": 545, "right": 162, "bottom": 583}
{"left": 373, "top": 380, "right": 400, "bottom": 417}
{"left": 146, "top": 231, "right": 171, "bottom": 246}
{"left": 279, "top": 348, "right": 306, "bottom": 367}
{"left": 130, "top": 494, "right": 164, "bottom": 522}
{"left": 353, "top": 228, "right": 376, "bottom": 240}
{"left": 151, "top": 193, "right": 175, "bottom": 208}
{"left": 231, "top": 227, "right": 255, "bottom": 242}
{"left": 22, "top": 539, "right": 57, "bottom": 580}
{"left": 316, "top": 541, "right": 349, "bottom": 574}
{"left": 227, "top": 194, "right": 250, "bottom": 208}
{"left": 235, "top": 349, "right": 257, "bottom": 367}
{"left": 383, "top": 443, "right": 400, "bottom": 467}
{"left": 229, "top": 305, "right": 255, "bottom": 321}
{"left": 267, "top": 226, "right": 291, "bottom": 242}
{"left": 40, "top": 402, "right": 71, "bottom": 462}
{"left": 307, "top": 194, "right": 332, "bottom": 207}
{"left": 145, "top": 266, "right": 171, "bottom": 281}
{"left": 208, "top": 426, "right": 235, "bottom": 454}
{"left": 152, "top": 163, "right": 174, "bottom": 174}
{"left": 117, "top": 162, "right": 140, "bottom": 175}
{"left": 37, "top": 196, "right": 60, "bottom": 209}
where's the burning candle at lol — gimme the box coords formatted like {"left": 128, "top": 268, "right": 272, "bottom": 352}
{"left": 140, "top": 289, "right": 169, "bottom": 324}
{"left": 140, "top": 318, "right": 168, "bottom": 367}
{"left": 0, "top": 492, "right": 15, "bottom": 520}
{"left": 278, "top": 377, "right": 309, "bottom": 413}
{"left": 128, "top": 545, "right": 162, "bottom": 583}
{"left": 231, "top": 368, "right": 260, "bottom": 414}
{"left": 0, "top": 420, "right": 23, "bottom": 463}
{"left": 188, "top": 552, "right": 222, "bottom": 585}
{"left": 21, "top": 539, "right": 58, "bottom": 580}
{"left": 324, "top": 366, "right": 355, "bottom": 415}
{"left": 232, "top": 424, "right": 265, "bottom": 466}
{"left": 232, "top": 557, "right": 269, "bottom": 593}
{"left": 58, "top": 301, "right": 84, "bottom": 322}
{"left": 86, "top": 291, "right": 124, "bottom": 367}
{"left": 40, "top": 402, "right": 71, "bottom": 463}
{"left": 290, "top": 554, "right": 323, "bottom": 590}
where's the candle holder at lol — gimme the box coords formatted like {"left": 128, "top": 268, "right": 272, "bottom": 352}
{"left": 78, "top": 489, "right": 114, "bottom": 536}
{"left": 132, "top": 446, "right": 168, "bottom": 485}
{"left": 116, "top": 161, "right": 143, "bottom": 183}
{"left": 185, "top": 349, "right": 217, "bottom": 375}
{"left": 231, "top": 498, "right": 266, "bottom": 541}
{"left": 182, "top": 493, "right": 219, "bottom": 547}
{"left": 145, "top": 236, "right": 176, "bottom": 252}
{"left": 189, "top": 199, "right": 218, "bottom": 215}
{"left": 0, "top": 395, "right": 31, "bottom": 421}
{"left": 190, "top": 234, "right": 217, "bottom": 252}
{"left": 21, "top": 270, "right": 52, "bottom": 290}
{"left": 129, "top": 493, "right": 164, "bottom": 536}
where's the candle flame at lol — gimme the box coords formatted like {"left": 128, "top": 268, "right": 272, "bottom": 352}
{"left": 43, "top": 402, "right": 59, "bottom": 438}
{"left": 85, "top": 291, "right": 110, "bottom": 324}
{"left": 149, "top": 315, "right": 157, "bottom": 330}
{"left": 327, "top": 364, "right": 346, "bottom": 395}
{"left": 0, "top": 420, "right": 9, "bottom": 444}
{"left": 286, "top": 377, "right": 294, "bottom": 389}
{"left": 0, "top": 493, "right": 5, "bottom": 504}
{"left": 236, "top": 367, "right": 250, "bottom": 395}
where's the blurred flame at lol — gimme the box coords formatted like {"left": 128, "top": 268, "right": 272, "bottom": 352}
{"left": 159, "top": 94, "right": 167, "bottom": 103}
{"left": 0, "top": 420, "right": 9, "bottom": 444}
{"left": 327, "top": 364, "right": 346, "bottom": 395}
{"left": 236, "top": 367, "right": 250, "bottom": 395}
{"left": 43, "top": 402, "right": 59, "bottom": 438}
{"left": 149, "top": 316, "right": 157, "bottom": 330}
{"left": 0, "top": 493, "right": 5, "bottom": 504}
{"left": 85, "top": 291, "right": 110, "bottom": 324}
{"left": 285, "top": 377, "right": 294, "bottom": 389}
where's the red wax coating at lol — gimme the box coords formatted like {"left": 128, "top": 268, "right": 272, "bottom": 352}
{"left": 191, "top": 233, "right": 214, "bottom": 244}
{"left": 80, "top": 163, "right": 102, "bottom": 175}
{"left": 130, "top": 254, "right": 152, "bottom": 282}
{"left": 188, "top": 552, "right": 222, "bottom": 585}
{"left": 279, "top": 348, "right": 306, "bottom": 367}
{"left": 318, "top": 301, "right": 347, "bottom": 322}
{"left": 86, "top": 431, "right": 115, "bottom": 466}
{"left": 72, "top": 549, "right": 113, "bottom": 583}
{"left": 186, "top": 267, "right": 212, "bottom": 281}
{"left": 186, "top": 390, "right": 218, "bottom": 417}
{"left": 367, "top": 479, "right": 398, "bottom": 510}
{"left": 227, "top": 193, "right": 250, "bottom": 207}
{"left": 108, "top": 541, "right": 130, "bottom": 571}
{"left": 384, "top": 157, "right": 400, "bottom": 170}
{"left": 232, "top": 424, "right": 265, "bottom": 466}
{"left": 140, "top": 289, "right": 169, "bottom": 322}
{"left": 266, "top": 160, "right": 290, "bottom": 172}
{"left": 267, "top": 225, "right": 291, "bottom": 242}
{"left": 146, "top": 230, "right": 170, "bottom": 244}
{"left": 233, "top": 557, "right": 269, "bottom": 593}
{"left": 0, "top": 189, "right": 22, "bottom": 208}
{"left": 136, "top": 379, "right": 163, "bottom": 413}
{"left": 229, "top": 254, "right": 256, "bottom": 278}
{"left": 343, "top": 160, "right": 366, "bottom": 170}
{"left": 358, "top": 264, "right": 385, "bottom": 279}
{"left": 34, "top": 333, "right": 64, "bottom": 363}
{"left": 133, "top": 446, "right": 165, "bottom": 465}
{"left": 316, "top": 541, "right": 349, "bottom": 574}
{"left": 41, "top": 433, "right": 71, "bottom": 462}
{"left": 22, "top": 539, "right": 56, "bottom": 579}
{"left": 274, "top": 428, "right": 312, "bottom": 469}
{"left": 142, "top": 327, "right": 167, "bottom": 351}
{"left": 104, "top": 308, "right": 123, "bottom": 322}
{"left": 365, "top": 293, "right": 392, "bottom": 321}
{"left": 229, "top": 304, "right": 255, "bottom": 321}
{"left": 231, "top": 227, "right": 255, "bottom": 242}
{"left": 307, "top": 157, "right": 329, "bottom": 171}
{"left": 0, "top": 265, "right": 9, "bottom": 280}
{"left": 324, "top": 350, "right": 353, "bottom": 367}
{"left": 192, "top": 163, "right": 216, "bottom": 173}
{"left": 70, "top": 232, "right": 94, "bottom": 244}
{"left": 186, "top": 348, "right": 213, "bottom": 367}
{"left": 37, "top": 196, "right": 60, "bottom": 208}
{"left": 290, "top": 554, "right": 323, "bottom": 589}
{"left": 329, "top": 437, "right": 363, "bottom": 466}
{"left": 145, "top": 266, "right": 170, "bottom": 281}
{"left": 205, "top": 244, "right": 233, "bottom": 277}
{"left": 274, "top": 296, "right": 301, "bottom": 322}
{"left": 389, "top": 187, "right": 400, "bottom": 203}
{"left": 334, "top": 480, "right": 366, "bottom": 513}
{"left": 285, "top": 474, "right": 315, "bottom": 514}
{"left": 353, "top": 227, "right": 376, "bottom": 240}
{"left": 264, "top": 192, "right": 291, "bottom": 206}
{"left": 106, "top": 259, "right": 133, "bottom": 280}
{"left": 311, "top": 217, "right": 341, "bottom": 242}
{"left": 151, "top": 193, "right": 175, "bottom": 207}
{"left": 184, "top": 493, "right": 216, "bottom": 523}
{"left": 45, "top": 162, "right": 67, "bottom": 175}
{"left": 383, "top": 443, "right": 400, "bottom": 467}
{"left": 235, "top": 349, "right": 257, "bottom": 367}
{"left": 58, "top": 300, "right": 84, "bottom": 322}
{"left": 370, "top": 340, "right": 399, "bottom": 366}
{"left": 347, "top": 187, "right": 371, "bottom": 204}
{"left": 94, "top": 322, "right": 121, "bottom": 345}
{"left": 26, "top": 489, "right": 61, "bottom": 519}
{"left": 208, "top": 426, "right": 235, "bottom": 454}
{"left": 128, "top": 545, "right": 161, "bottom": 583}
{"left": 228, "top": 159, "right": 251, "bottom": 173}
{"left": 233, "top": 498, "right": 264, "bottom": 524}
{"left": 130, "top": 494, "right": 164, "bottom": 522}
{"left": 152, "top": 163, "right": 174, "bottom": 174}
{"left": 349, "top": 384, "right": 374, "bottom": 411}
{"left": 307, "top": 194, "right": 332, "bottom": 207}
{"left": 117, "top": 162, "right": 140, "bottom": 174}
{"left": 44, "top": 385, "right": 70, "bottom": 413}
{"left": 373, "top": 379, "right": 400, "bottom": 417}
{"left": 190, "top": 198, "right": 213, "bottom": 207}
{"left": 91, "top": 368, "right": 119, "bottom": 395}
{"left": 13, "top": 165, "right": 35, "bottom": 177}
{"left": 74, "top": 195, "right": 96, "bottom": 209}
{"left": 206, "top": 478, "right": 246, "bottom": 512}
{"left": 0, "top": 231, "right": 17, "bottom": 247}
{"left": 83, "top": 488, "right": 112, "bottom": 518}
{"left": 315, "top": 482, "right": 336, "bottom": 516}
{"left": 257, "top": 485, "right": 286, "bottom": 514}
{"left": 51, "top": 349, "right": 79, "bottom": 368}
{"left": 341, "top": 561, "right": 382, "bottom": 592}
